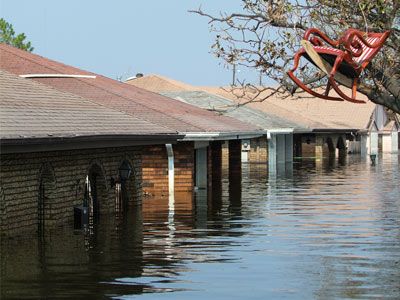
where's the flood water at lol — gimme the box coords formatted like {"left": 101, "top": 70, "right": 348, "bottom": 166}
{"left": 1, "top": 155, "right": 399, "bottom": 299}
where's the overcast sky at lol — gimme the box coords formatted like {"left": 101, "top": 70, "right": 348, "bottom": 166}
{"left": 1, "top": 0, "right": 262, "bottom": 86}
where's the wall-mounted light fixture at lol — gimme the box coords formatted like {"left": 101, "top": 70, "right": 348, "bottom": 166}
{"left": 119, "top": 162, "right": 132, "bottom": 182}
{"left": 110, "top": 162, "right": 132, "bottom": 188}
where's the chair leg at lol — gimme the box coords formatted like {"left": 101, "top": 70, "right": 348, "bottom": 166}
{"left": 328, "top": 56, "right": 365, "bottom": 103}
{"left": 287, "top": 71, "right": 343, "bottom": 101}
{"left": 325, "top": 81, "right": 332, "bottom": 97}
{"left": 290, "top": 51, "right": 304, "bottom": 74}
{"left": 352, "top": 79, "right": 358, "bottom": 99}
{"left": 328, "top": 77, "right": 365, "bottom": 103}
{"left": 287, "top": 50, "right": 343, "bottom": 101}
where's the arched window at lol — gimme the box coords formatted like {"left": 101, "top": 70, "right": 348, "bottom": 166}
{"left": 85, "top": 162, "right": 108, "bottom": 218}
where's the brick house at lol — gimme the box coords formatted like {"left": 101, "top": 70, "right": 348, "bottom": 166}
{"left": 0, "top": 44, "right": 261, "bottom": 234}
{"left": 126, "top": 75, "right": 307, "bottom": 171}
{"left": 0, "top": 70, "right": 182, "bottom": 234}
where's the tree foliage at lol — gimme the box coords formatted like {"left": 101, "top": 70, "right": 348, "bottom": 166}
{"left": 192, "top": 1, "right": 400, "bottom": 113}
{"left": 0, "top": 18, "right": 33, "bottom": 52}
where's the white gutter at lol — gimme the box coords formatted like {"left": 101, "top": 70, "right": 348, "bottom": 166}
{"left": 19, "top": 74, "right": 96, "bottom": 79}
{"left": 182, "top": 131, "right": 264, "bottom": 141}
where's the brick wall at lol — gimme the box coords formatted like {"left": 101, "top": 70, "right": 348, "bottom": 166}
{"left": 301, "top": 135, "right": 316, "bottom": 157}
{"left": 0, "top": 147, "right": 142, "bottom": 235}
{"left": 249, "top": 137, "right": 268, "bottom": 163}
{"left": 221, "top": 141, "right": 229, "bottom": 168}
{"left": 142, "top": 142, "right": 194, "bottom": 198}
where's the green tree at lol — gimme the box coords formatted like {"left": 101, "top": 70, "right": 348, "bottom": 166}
{"left": 0, "top": 18, "right": 33, "bottom": 52}
{"left": 192, "top": 1, "right": 400, "bottom": 113}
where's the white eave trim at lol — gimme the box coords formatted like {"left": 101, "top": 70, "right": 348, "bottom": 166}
{"left": 181, "top": 131, "right": 264, "bottom": 141}
{"left": 267, "top": 128, "right": 294, "bottom": 134}
{"left": 19, "top": 74, "right": 96, "bottom": 79}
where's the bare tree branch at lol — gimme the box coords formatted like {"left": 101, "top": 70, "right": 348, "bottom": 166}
{"left": 191, "top": 0, "right": 400, "bottom": 113}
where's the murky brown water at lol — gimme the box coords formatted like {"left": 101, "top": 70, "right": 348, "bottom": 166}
{"left": 1, "top": 155, "right": 399, "bottom": 299}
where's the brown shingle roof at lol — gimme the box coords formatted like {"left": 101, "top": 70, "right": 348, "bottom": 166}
{"left": 128, "top": 74, "right": 376, "bottom": 131}
{"left": 200, "top": 86, "right": 376, "bottom": 130}
{"left": 0, "top": 70, "right": 177, "bottom": 140}
{"left": 0, "top": 44, "right": 260, "bottom": 134}
{"left": 126, "top": 74, "right": 195, "bottom": 92}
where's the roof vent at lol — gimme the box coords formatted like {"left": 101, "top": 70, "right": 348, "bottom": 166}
{"left": 20, "top": 74, "right": 96, "bottom": 79}
{"left": 125, "top": 73, "right": 144, "bottom": 82}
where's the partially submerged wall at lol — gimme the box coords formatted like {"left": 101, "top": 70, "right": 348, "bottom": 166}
{"left": 0, "top": 147, "right": 142, "bottom": 235}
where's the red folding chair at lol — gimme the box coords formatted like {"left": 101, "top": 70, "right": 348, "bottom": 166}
{"left": 287, "top": 28, "right": 390, "bottom": 103}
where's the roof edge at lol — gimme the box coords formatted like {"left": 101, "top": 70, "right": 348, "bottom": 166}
{"left": 1, "top": 134, "right": 183, "bottom": 154}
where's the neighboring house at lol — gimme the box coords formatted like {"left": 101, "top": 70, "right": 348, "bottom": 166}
{"left": 364, "top": 106, "right": 400, "bottom": 155}
{"left": 202, "top": 85, "right": 400, "bottom": 156}
{"left": 127, "top": 74, "right": 394, "bottom": 163}
{"left": 162, "top": 90, "right": 308, "bottom": 168}
{"left": 126, "top": 75, "right": 312, "bottom": 169}
{"left": 0, "top": 70, "right": 181, "bottom": 234}
{"left": 0, "top": 44, "right": 261, "bottom": 216}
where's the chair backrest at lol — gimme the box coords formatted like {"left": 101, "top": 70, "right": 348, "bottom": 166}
{"left": 345, "top": 30, "right": 390, "bottom": 65}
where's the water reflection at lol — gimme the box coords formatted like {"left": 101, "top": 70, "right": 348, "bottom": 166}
{"left": 1, "top": 156, "right": 399, "bottom": 299}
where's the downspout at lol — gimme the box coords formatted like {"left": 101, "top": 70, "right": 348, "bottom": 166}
{"left": 165, "top": 144, "right": 175, "bottom": 241}
{"left": 165, "top": 144, "right": 175, "bottom": 210}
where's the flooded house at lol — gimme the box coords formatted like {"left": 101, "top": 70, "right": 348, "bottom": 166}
{"left": 200, "top": 86, "right": 400, "bottom": 158}
{"left": 0, "top": 69, "right": 181, "bottom": 234}
{"left": 0, "top": 44, "right": 262, "bottom": 235}
{"left": 126, "top": 74, "right": 309, "bottom": 171}
{"left": 131, "top": 75, "right": 400, "bottom": 160}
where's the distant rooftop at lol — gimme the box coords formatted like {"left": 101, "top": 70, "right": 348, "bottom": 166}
{"left": 161, "top": 90, "right": 306, "bottom": 132}
{"left": 200, "top": 86, "right": 376, "bottom": 131}
{"left": 128, "top": 74, "right": 376, "bottom": 131}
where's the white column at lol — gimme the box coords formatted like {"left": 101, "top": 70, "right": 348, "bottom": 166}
{"left": 360, "top": 134, "right": 368, "bottom": 156}
{"left": 268, "top": 133, "right": 277, "bottom": 172}
{"left": 285, "top": 133, "right": 293, "bottom": 163}
{"left": 392, "top": 131, "right": 399, "bottom": 153}
{"left": 276, "top": 134, "right": 286, "bottom": 164}
{"left": 195, "top": 147, "right": 208, "bottom": 190}
{"left": 370, "top": 132, "right": 378, "bottom": 155}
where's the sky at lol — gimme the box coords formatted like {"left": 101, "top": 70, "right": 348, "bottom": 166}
{"left": 0, "top": 0, "right": 260, "bottom": 86}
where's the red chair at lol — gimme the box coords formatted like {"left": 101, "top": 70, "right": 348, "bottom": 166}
{"left": 287, "top": 28, "right": 390, "bottom": 103}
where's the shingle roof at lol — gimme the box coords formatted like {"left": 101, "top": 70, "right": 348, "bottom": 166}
{"left": 129, "top": 75, "right": 376, "bottom": 131}
{"left": 161, "top": 90, "right": 306, "bottom": 131}
{"left": 126, "top": 74, "right": 195, "bottom": 92}
{"left": 0, "top": 70, "right": 177, "bottom": 140}
{"left": 0, "top": 44, "right": 260, "bottom": 135}
{"left": 200, "top": 86, "right": 376, "bottom": 130}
